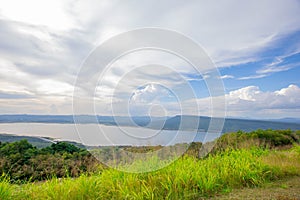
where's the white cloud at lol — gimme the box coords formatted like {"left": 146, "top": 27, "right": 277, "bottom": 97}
{"left": 131, "top": 84, "right": 163, "bottom": 103}
{"left": 175, "top": 84, "right": 300, "bottom": 119}
{"left": 275, "top": 84, "right": 300, "bottom": 96}
{"left": 257, "top": 65, "right": 292, "bottom": 74}
{"left": 220, "top": 75, "right": 234, "bottom": 79}
{"left": 92, "top": 49, "right": 198, "bottom": 102}
{"left": 36, "top": 79, "right": 74, "bottom": 95}
{"left": 256, "top": 48, "right": 300, "bottom": 76}
{"left": 158, "top": 0, "right": 300, "bottom": 67}
{"left": 228, "top": 86, "right": 261, "bottom": 101}
{"left": 238, "top": 61, "right": 300, "bottom": 80}
{"left": 238, "top": 74, "right": 267, "bottom": 80}
{"left": 0, "top": 0, "right": 75, "bottom": 31}
{"left": 126, "top": 83, "right": 179, "bottom": 116}
{"left": 226, "top": 84, "right": 300, "bottom": 118}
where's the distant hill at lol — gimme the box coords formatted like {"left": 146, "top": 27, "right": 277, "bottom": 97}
{"left": 148, "top": 115, "right": 300, "bottom": 133}
{"left": 0, "top": 115, "right": 75, "bottom": 123}
{"left": 222, "top": 117, "right": 300, "bottom": 132}
{"left": 0, "top": 134, "right": 54, "bottom": 148}
{"left": 0, "top": 133, "right": 88, "bottom": 149}
{"left": 268, "top": 118, "right": 300, "bottom": 124}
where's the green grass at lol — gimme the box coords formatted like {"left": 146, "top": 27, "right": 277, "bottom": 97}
{"left": 0, "top": 179, "right": 14, "bottom": 200}
{"left": 1, "top": 146, "right": 299, "bottom": 200}
{"left": 1, "top": 129, "right": 300, "bottom": 200}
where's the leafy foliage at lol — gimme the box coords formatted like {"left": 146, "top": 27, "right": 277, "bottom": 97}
{"left": 0, "top": 129, "right": 299, "bottom": 184}
{"left": 1, "top": 146, "right": 299, "bottom": 200}
{"left": 212, "top": 129, "right": 300, "bottom": 153}
{"left": 0, "top": 140, "right": 99, "bottom": 182}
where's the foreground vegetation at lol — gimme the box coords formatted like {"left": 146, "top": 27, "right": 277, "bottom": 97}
{"left": 0, "top": 129, "right": 299, "bottom": 199}
{"left": 0, "top": 140, "right": 99, "bottom": 182}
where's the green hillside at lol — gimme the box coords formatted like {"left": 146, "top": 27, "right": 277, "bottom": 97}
{"left": 0, "top": 129, "right": 299, "bottom": 199}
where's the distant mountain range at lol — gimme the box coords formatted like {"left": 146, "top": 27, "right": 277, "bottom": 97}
{"left": 152, "top": 115, "right": 300, "bottom": 133}
{"left": 0, "top": 114, "right": 299, "bottom": 133}
{"left": 267, "top": 118, "right": 300, "bottom": 124}
{"left": 0, "top": 115, "right": 150, "bottom": 126}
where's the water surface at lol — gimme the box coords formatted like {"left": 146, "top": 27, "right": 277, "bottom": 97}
{"left": 0, "top": 123, "right": 220, "bottom": 146}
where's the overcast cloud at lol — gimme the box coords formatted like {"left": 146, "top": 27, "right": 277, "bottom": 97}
{"left": 0, "top": 0, "right": 300, "bottom": 118}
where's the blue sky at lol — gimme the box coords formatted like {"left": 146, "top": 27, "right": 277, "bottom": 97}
{"left": 0, "top": 0, "right": 300, "bottom": 119}
{"left": 219, "top": 31, "right": 300, "bottom": 92}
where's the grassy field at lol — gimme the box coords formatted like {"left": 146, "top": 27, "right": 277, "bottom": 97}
{"left": 0, "top": 145, "right": 299, "bottom": 199}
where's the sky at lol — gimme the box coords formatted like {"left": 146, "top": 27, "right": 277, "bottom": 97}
{"left": 0, "top": 0, "right": 300, "bottom": 119}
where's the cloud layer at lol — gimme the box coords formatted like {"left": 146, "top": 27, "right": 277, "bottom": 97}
{"left": 192, "top": 84, "right": 300, "bottom": 119}
{"left": 0, "top": 0, "right": 299, "bottom": 118}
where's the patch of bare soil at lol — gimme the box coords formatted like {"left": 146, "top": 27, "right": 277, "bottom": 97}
{"left": 207, "top": 176, "right": 300, "bottom": 200}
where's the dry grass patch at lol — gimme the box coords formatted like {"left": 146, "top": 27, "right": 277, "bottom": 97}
{"left": 260, "top": 145, "right": 300, "bottom": 177}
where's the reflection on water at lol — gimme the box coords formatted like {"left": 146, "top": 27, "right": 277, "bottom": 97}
{"left": 0, "top": 123, "right": 220, "bottom": 146}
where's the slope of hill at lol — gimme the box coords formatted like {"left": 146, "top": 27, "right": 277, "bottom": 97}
{"left": 0, "top": 133, "right": 53, "bottom": 148}
{"left": 0, "top": 134, "right": 88, "bottom": 149}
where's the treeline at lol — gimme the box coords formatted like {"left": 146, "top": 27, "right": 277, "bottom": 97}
{"left": 0, "top": 140, "right": 100, "bottom": 183}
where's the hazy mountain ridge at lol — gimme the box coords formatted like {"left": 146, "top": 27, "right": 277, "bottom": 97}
{"left": 267, "top": 118, "right": 300, "bottom": 124}
{"left": 152, "top": 115, "right": 300, "bottom": 133}
{"left": 0, "top": 114, "right": 299, "bottom": 133}
{"left": 0, "top": 115, "right": 151, "bottom": 126}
